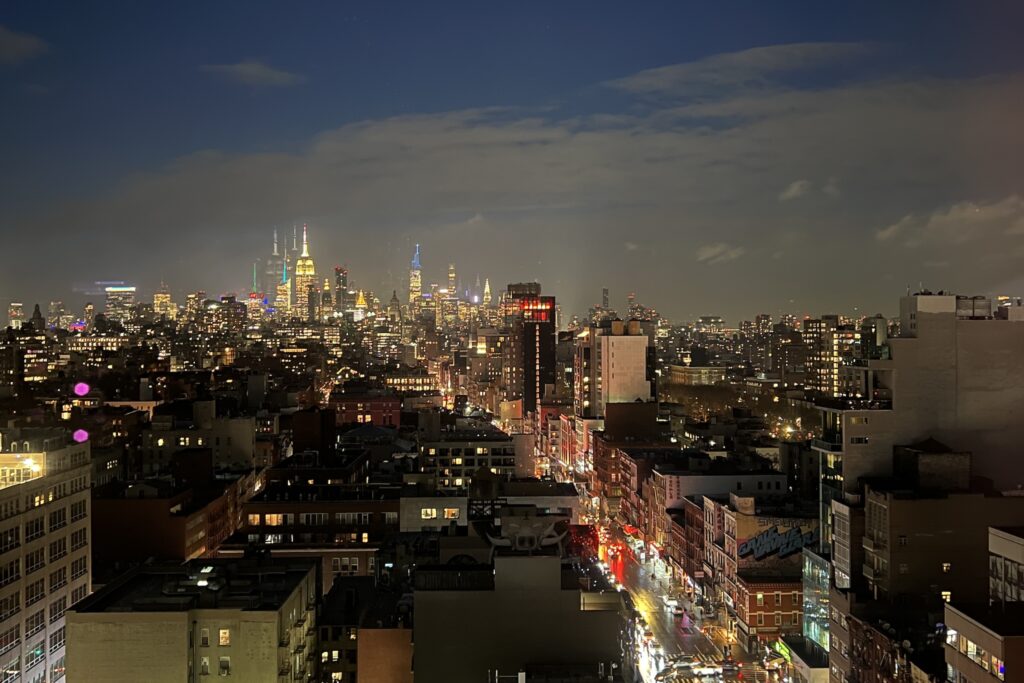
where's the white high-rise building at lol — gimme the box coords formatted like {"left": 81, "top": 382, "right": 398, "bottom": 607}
{"left": 0, "top": 428, "right": 92, "bottom": 683}
{"left": 574, "top": 319, "right": 654, "bottom": 419}
{"left": 103, "top": 286, "right": 136, "bottom": 324}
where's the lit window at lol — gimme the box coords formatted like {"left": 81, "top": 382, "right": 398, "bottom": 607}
{"left": 454, "top": 478, "right": 463, "bottom": 487}
{"left": 247, "top": 514, "right": 260, "bottom": 526}
{"left": 941, "top": 591, "right": 952, "bottom": 603}
{"left": 219, "top": 629, "right": 230, "bottom": 646}
{"left": 443, "top": 508, "right": 460, "bottom": 520}
{"left": 942, "top": 562, "right": 951, "bottom": 573}
{"left": 156, "top": 438, "right": 165, "bottom": 447}
{"left": 420, "top": 508, "right": 437, "bottom": 520}
{"left": 361, "top": 533, "right": 369, "bottom": 543}
{"left": 756, "top": 593, "right": 764, "bottom": 606}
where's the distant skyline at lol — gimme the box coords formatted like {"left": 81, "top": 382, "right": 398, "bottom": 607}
{"left": 3, "top": 2, "right": 1024, "bottom": 320}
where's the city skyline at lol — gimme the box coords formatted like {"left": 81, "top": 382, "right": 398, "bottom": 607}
{"left": 3, "top": 2, "right": 1024, "bottom": 319}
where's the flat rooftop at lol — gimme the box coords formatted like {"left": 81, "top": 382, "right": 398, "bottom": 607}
{"left": 252, "top": 481, "right": 402, "bottom": 502}
{"left": 71, "top": 558, "right": 317, "bottom": 613}
{"left": 948, "top": 602, "right": 1024, "bottom": 637}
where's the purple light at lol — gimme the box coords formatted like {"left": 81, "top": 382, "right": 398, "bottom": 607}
{"left": 73, "top": 429, "right": 89, "bottom": 443}
{"left": 73, "top": 382, "right": 90, "bottom": 397}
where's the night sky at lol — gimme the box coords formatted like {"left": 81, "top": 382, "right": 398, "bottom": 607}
{"left": 3, "top": 2, "right": 1024, "bottom": 321}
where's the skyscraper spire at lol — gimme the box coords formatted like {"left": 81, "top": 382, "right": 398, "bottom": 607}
{"left": 483, "top": 278, "right": 492, "bottom": 306}
{"left": 273, "top": 228, "right": 279, "bottom": 256}
{"left": 282, "top": 258, "right": 288, "bottom": 283}
{"left": 408, "top": 244, "right": 422, "bottom": 307}
{"left": 301, "top": 223, "right": 310, "bottom": 258}
{"left": 252, "top": 262, "right": 258, "bottom": 291}
{"left": 292, "top": 225, "right": 298, "bottom": 252}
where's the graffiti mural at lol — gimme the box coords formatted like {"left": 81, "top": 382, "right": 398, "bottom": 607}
{"left": 737, "top": 525, "right": 819, "bottom": 561}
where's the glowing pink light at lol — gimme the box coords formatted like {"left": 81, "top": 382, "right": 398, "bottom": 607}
{"left": 73, "top": 382, "right": 90, "bottom": 397}
{"left": 72, "top": 430, "right": 89, "bottom": 443}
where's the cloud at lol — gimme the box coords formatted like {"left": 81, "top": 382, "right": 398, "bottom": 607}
{"left": 876, "top": 214, "right": 913, "bottom": 241}
{"left": 9, "top": 42, "right": 1024, "bottom": 320}
{"left": 878, "top": 195, "right": 1024, "bottom": 246}
{"left": 823, "top": 177, "right": 841, "bottom": 198}
{"left": 696, "top": 242, "right": 745, "bottom": 265}
{"left": 0, "top": 24, "right": 48, "bottom": 65}
{"left": 779, "top": 179, "right": 812, "bottom": 201}
{"left": 200, "top": 60, "right": 305, "bottom": 86}
{"left": 607, "top": 42, "right": 872, "bottom": 96}
{"left": 625, "top": 242, "right": 639, "bottom": 251}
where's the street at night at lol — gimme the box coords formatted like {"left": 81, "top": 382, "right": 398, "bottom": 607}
{"left": 597, "top": 534, "right": 771, "bottom": 683}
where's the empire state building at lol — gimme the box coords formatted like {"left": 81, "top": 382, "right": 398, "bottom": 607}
{"left": 294, "top": 224, "right": 317, "bottom": 321}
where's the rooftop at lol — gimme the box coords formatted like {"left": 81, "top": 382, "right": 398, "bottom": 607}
{"left": 947, "top": 602, "right": 1024, "bottom": 637}
{"left": 252, "top": 481, "right": 402, "bottom": 503}
{"left": 71, "top": 557, "right": 317, "bottom": 613}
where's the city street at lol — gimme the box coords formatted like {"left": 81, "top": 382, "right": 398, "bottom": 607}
{"left": 598, "top": 537, "right": 769, "bottom": 683}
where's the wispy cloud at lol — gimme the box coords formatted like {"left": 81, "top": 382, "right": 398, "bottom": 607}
{"left": 779, "top": 179, "right": 812, "bottom": 201}
{"left": 200, "top": 60, "right": 305, "bottom": 87}
{"left": 607, "top": 42, "right": 872, "bottom": 96}
{"left": 696, "top": 242, "right": 745, "bottom": 265}
{"left": 878, "top": 195, "right": 1024, "bottom": 246}
{"left": 0, "top": 24, "right": 48, "bottom": 66}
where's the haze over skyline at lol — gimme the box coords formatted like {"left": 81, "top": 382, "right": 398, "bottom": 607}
{"left": 3, "top": 1, "right": 1024, "bottom": 321}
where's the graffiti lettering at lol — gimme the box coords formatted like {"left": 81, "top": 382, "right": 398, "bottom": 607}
{"left": 737, "top": 526, "right": 819, "bottom": 561}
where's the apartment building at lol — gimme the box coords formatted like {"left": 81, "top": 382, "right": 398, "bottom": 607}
{"left": 219, "top": 482, "right": 400, "bottom": 593}
{"left": 0, "top": 428, "right": 91, "bottom": 683}
{"left": 66, "top": 558, "right": 318, "bottom": 683}
{"left": 988, "top": 526, "right": 1024, "bottom": 605}
{"left": 418, "top": 428, "right": 517, "bottom": 494}
{"left": 944, "top": 602, "right": 1022, "bottom": 683}
{"left": 861, "top": 483, "right": 1024, "bottom": 605}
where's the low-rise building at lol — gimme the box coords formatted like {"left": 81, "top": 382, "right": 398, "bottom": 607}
{"left": 319, "top": 577, "right": 412, "bottom": 683}
{"left": 944, "top": 602, "right": 1023, "bottom": 683}
{"left": 219, "top": 482, "right": 400, "bottom": 593}
{"left": 91, "top": 469, "right": 256, "bottom": 570}
{"left": 66, "top": 558, "right": 319, "bottom": 682}
{"left": 418, "top": 426, "right": 518, "bottom": 494}
{"left": 412, "top": 509, "right": 627, "bottom": 682}
{"left": 988, "top": 526, "right": 1024, "bottom": 605}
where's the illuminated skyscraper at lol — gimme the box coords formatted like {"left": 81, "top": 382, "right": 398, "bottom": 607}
{"left": 294, "top": 224, "right": 317, "bottom": 321}
{"left": 246, "top": 266, "right": 263, "bottom": 321}
{"left": 504, "top": 283, "right": 556, "bottom": 416}
{"left": 448, "top": 263, "right": 457, "bottom": 295}
{"left": 82, "top": 302, "right": 94, "bottom": 330}
{"left": 104, "top": 285, "right": 136, "bottom": 324}
{"left": 7, "top": 303, "right": 24, "bottom": 329}
{"left": 408, "top": 244, "right": 422, "bottom": 307}
{"left": 275, "top": 259, "right": 292, "bottom": 316}
{"left": 263, "top": 229, "right": 286, "bottom": 299}
{"left": 153, "top": 282, "right": 176, "bottom": 320}
{"left": 334, "top": 267, "right": 348, "bottom": 313}
{"left": 483, "top": 278, "right": 492, "bottom": 306}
